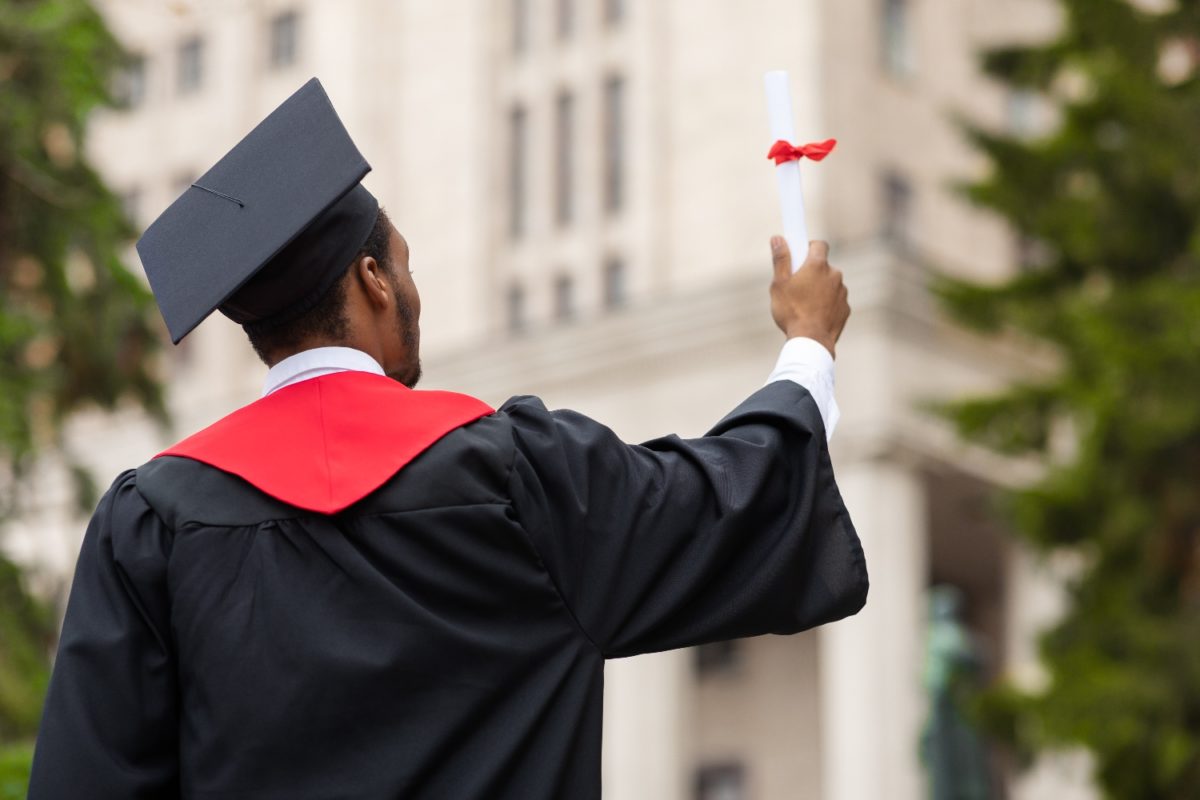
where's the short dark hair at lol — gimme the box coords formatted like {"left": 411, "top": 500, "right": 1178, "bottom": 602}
{"left": 246, "top": 208, "right": 393, "bottom": 364}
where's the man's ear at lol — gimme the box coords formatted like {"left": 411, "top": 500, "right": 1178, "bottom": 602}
{"left": 355, "top": 257, "right": 391, "bottom": 310}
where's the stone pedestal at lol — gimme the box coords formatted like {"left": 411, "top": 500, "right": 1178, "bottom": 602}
{"left": 819, "top": 460, "right": 929, "bottom": 800}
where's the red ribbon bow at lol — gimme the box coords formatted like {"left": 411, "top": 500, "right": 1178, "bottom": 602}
{"left": 767, "top": 138, "right": 837, "bottom": 166}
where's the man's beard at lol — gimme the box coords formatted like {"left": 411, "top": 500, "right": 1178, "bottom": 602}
{"left": 389, "top": 284, "right": 422, "bottom": 389}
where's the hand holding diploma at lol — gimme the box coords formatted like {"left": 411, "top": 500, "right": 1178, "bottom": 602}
{"left": 768, "top": 237, "right": 849, "bottom": 358}
{"left": 764, "top": 70, "right": 836, "bottom": 273}
{"left": 761, "top": 70, "right": 847, "bottom": 356}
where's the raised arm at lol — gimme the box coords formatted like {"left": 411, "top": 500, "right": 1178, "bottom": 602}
{"left": 506, "top": 237, "right": 865, "bottom": 658}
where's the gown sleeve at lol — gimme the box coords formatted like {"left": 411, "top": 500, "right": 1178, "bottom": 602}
{"left": 506, "top": 380, "right": 869, "bottom": 659}
{"left": 28, "top": 469, "right": 179, "bottom": 800}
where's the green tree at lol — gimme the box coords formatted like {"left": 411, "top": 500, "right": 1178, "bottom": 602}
{"left": 0, "top": 0, "right": 165, "bottom": 781}
{"left": 940, "top": 0, "right": 1200, "bottom": 796}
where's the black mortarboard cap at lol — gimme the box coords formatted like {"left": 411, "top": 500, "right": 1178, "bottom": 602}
{"left": 136, "top": 77, "right": 379, "bottom": 343}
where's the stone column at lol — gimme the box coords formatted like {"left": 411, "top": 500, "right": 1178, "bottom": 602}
{"left": 602, "top": 650, "right": 691, "bottom": 800}
{"left": 818, "top": 458, "right": 929, "bottom": 800}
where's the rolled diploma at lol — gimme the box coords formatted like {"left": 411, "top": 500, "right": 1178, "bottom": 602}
{"left": 764, "top": 70, "right": 807, "bottom": 273}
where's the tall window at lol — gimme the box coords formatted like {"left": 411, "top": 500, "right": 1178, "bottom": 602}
{"left": 269, "top": 10, "right": 300, "bottom": 69}
{"left": 1007, "top": 88, "right": 1038, "bottom": 139}
{"left": 695, "top": 763, "right": 746, "bottom": 800}
{"left": 556, "top": 0, "right": 575, "bottom": 39}
{"left": 508, "top": 105, "right": 528, "bottom": 238}
{"left": 694, "top": 640, "right": 740, "bottom": 676}
{"left": 174, "top": 171, "right": 198, "bottom": 200}
{"left": 602, "top": 75, "right": 625, "bottom": 215}
{"left": 555, "top": 91, "right": 575, "bottom": 226}
{"left": 177, "top": 35, "right": 205, "bottom": 95}
{"left": 881, "top": 0, "right": 914, "bottom": 77}
{"left": 173, "top": 331, "right": 198, "bottom": 371}
{"left": 1014, "top": 233, "right": 1051, "bottom": 273}
{"left": 114, "top": 54, "right": 147, "bottom": 110}
{"left": 603, "top": 0, "right": 624, "bottom": 26}
{"left": 602, "top": 256, "right": 626, "bottom": 309}
{"left": 882, "top": 170, "right": 914, "bottom": 250}
{"left": 553, "top": 273, "right": 575, "bottom": 321}
{"left": 507, "top": 281, "right": 527, "bottom": 333}
{"left": 512, "top": 0, "right": 530, "bottom": 54}
{"left": 119, "top": 187, "right": 142, "bottom": 227}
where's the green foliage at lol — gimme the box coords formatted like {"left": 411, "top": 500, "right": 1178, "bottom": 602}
{"left": 0, "top": 0, "right": 166, "bottom": 746}
{"left": 945, "top": 0, "right": 1200, "bottom": 796}
{"left": 0, "top": 0, "right": 164, "bottom": 506}
{"left": 0, "top": 741, "right": 34, "bottom": 800}
{"left": 0, "top": 558, "right": 52, "bottom": 742}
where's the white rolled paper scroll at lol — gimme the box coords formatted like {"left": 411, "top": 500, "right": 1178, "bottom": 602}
{"left": 764, "top": 70, "right": 808, "bottom": 273}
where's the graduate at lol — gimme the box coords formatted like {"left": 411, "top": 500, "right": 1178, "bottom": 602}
{"left": 28, "top": 78, "right": 866, "bottom": 799}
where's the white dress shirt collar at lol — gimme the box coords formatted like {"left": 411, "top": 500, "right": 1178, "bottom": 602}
{"left": 263, "top": 346, "right": 385, "bottom": 397}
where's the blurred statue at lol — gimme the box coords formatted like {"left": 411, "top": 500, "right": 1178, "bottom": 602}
{"left": 921, "top": 585, "right": 991, "bottom": 800}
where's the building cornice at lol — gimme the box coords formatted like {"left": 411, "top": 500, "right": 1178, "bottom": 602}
{"left": 425, "top": 238, "right": 1054, "bottom": 488}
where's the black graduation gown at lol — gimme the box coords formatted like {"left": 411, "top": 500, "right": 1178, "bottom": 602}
{"left": 28, "top": 379, "right": 867, "bottom": 799}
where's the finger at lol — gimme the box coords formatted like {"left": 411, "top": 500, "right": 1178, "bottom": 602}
{"left": 837, "top": 297, "right": 851, "bottom": 337}
{"left": 770, "top": 236, "right": 792, "bottom": 281}
{"left": 805, "top": 240, "right": 830, "bottom": 268}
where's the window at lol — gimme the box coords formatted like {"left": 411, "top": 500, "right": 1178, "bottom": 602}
{"left": 173, "top": 171, "right": 198, "bottom": 200}
{"left": 556, "top": 0, "right": 575, "bottom": 39}
{"left": 602, "top": 75, "right": 625, "bottom": 215}
{"left": 695, "top": 763, "right": 746, "bottom": 800}
{"left": 269, "top": 10, "right": 300, "bottom": 69}
{"left": 555, "top": 91, "right": 575, "bottom": 226}
{"left": 512, "top": 0, "right": 530, "bottom": 54}
{"left": 506, "top": 281, "right": 527, "bottom": 333}
{"left": 602, "top": 256, "right": 626, "bottom": 309}
{"left": 113, "top": 54, "right": 147, "bottom": 110}
{"left": 694, "top": 640, "right": 741, "bottom": 676}
{"left": 603, "top": 0, "right": 624, "bottom": 26}
{"left": 1014, "top": 232, "right": 1052, "bottom": 273}
{"left": 172, "top": 331, "right": 199, "bottom": 372}
{"left": 553, "top": 273, "right": 575, "bottom": 322}
{"left": 882, "top": 170, "right": 914, "bottom": 250}
{"left": 177, "top": 35, "right": 205, "bottom": 95}
{"left": 1007, "top": 88, "right": 1038, "bottom": 139}
{"left": 881, "top": 0, "right": 914, "bottom": 78}
{"left": 119, "top": 187, "right": 142, "bottom": 226}
{"left": 508, "top": 105, "right": 528, "bottom": 238}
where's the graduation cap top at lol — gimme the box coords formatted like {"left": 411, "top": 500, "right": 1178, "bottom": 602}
{"left": 136, "top": 77, "right": 379, "bottom": 344}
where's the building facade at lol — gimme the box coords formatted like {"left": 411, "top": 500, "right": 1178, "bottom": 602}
{"left": 5, "top": 0, "right": 1098, "bottom": 797}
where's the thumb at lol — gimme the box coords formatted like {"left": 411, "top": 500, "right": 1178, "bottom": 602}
{"left": 770, "top": 236, "right": 792, "bottom": 280}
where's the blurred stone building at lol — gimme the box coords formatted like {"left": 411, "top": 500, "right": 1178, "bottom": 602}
{"left": 4, "top": 0, "right": 1099, "bottom": 797}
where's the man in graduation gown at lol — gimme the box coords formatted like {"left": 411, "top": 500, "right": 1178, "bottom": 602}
{"left": 28, "top": 78, "right": 866, "bottom": 799}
